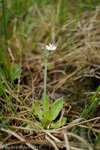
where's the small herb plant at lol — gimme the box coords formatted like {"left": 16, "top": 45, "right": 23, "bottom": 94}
{"left": 31, "top": 44, "right": 66, "bottom": 129}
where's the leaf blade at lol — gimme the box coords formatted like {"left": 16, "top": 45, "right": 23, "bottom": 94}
{"left": 50, "top": 117, "right": 66, "bottom": 129}
{"left": 50, "top": 97, "right": 63, "bottom": 121}
{"left": 34, "top": 100, "right": 43, "bottom": 120}
{"left": 42, "top": 93, "right": 49, "bottom": 112}
{"left": 0, "top": 117, "right": 11, "bottom": 129}
{"left": 43, "top": 111, "right": 52, "bottom": 121}
{"left": 11, "top": 64, "right": 22, "bottom": 81}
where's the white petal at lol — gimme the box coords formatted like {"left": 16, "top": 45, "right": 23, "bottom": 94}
{"left": 46, "top": 45, "right": 50, "bottom": 50}
{"left": 49, "top": 43, "right": 53, "bottom": 47}
{"left": 52, "top": 45, "right": 56, "bottom": 50}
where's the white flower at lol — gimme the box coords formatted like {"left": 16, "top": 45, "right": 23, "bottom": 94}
{"left": 45, "top": 43, "right": 56, "bottom": 50}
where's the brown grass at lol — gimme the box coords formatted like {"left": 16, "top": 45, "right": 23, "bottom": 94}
{"left": 0, "top": 5, "right": 100, "bottom": 150}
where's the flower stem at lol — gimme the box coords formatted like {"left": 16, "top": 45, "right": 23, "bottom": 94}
{"left": 44, "top": 59, "right": 47, "bottom": 95}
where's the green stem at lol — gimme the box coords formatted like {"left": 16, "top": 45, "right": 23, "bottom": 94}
{"left": 44, "top": 59, "right": 47, "bottom": 95}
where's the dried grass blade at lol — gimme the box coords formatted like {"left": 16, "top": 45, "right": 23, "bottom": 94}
{"left": 63, "top": 131, "right": 70, "bottom": 150}
{"left": 67, "top": 132, "right": 93, "bottom": 150}
{"left": 0, "top": 128, "right": 38, "bottom": 150}
{"left": 45, "top": 135, "right": 59, "bottom": 150}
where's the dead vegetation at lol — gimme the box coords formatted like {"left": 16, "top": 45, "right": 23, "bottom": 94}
{"left": 0, "top": 4, "right": 100, "bottom": 150}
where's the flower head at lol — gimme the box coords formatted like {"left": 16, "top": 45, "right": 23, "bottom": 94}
{"left": 42, "top": 43, "right": 56, "bottom": 59}
{"left": 45, "top": 43, "right": 56, "bottom": 51}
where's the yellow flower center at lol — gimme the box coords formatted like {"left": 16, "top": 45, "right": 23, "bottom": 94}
{"left": 50, "top": 47, "right": 52, "bottom": 49}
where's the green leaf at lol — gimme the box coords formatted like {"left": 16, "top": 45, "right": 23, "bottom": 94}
{"left": 90, "top": 85, "right": 100, "bottom": 104}
{"left": 0, "top": 51, "right": 10, "bottom": 78}
{"left": 50, "top": 117, "right": 66, "bottom": 129}
{"left": 27, "top": 100, "right": 42, "bottom": 120}
{"left": 40, "top": 117, "right": 51, "bottom": 128}
{"left": 11, "top": 64, "right": 22, "bottom": 81}
{"left": 31, "top": 119, "right": 42, "bottom": 129}
{"left": 72, "top": 85, "right": 100, "bottom": 134}
{"left": 80, "top": 85, "right": 100, "bottom": 119}
{"left": 27, "top": 107, "right": 35, "bottom": 119}
{"left": 60, "top": 117, "right": 67, "bottom": 125}
{"left": 34, "top": 100, "right": 43, "bottom": 120}
{"left": 94, "top": 133, "right": 100, "bottom": 148}
{"left": 42, "top": 93, "right": 49, "bottom": 112}
{"left": 24, "top": 124, "right": 31, "bottom": 133}
{"left": 50, "top": 97, "right": 63, "bottom": 121}
{"left": 86, "top": 97, "right": 100, "bottom": 119}
{"left": 0, "top": 117, "right": 11, "bottom": 129}
{"left": 43, "top": 111, "right": 52, "bottom": 121}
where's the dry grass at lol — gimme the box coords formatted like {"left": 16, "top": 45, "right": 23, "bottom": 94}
{"left": 0, "top": 4, "right": 100, "bottom": 150}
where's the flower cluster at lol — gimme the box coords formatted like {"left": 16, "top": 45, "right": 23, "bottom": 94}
{"left": 45, "top": 43, "right": 56, "bottom": 51}
{"left": 42, "top": 43, "right": 56, "bottom": 59}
